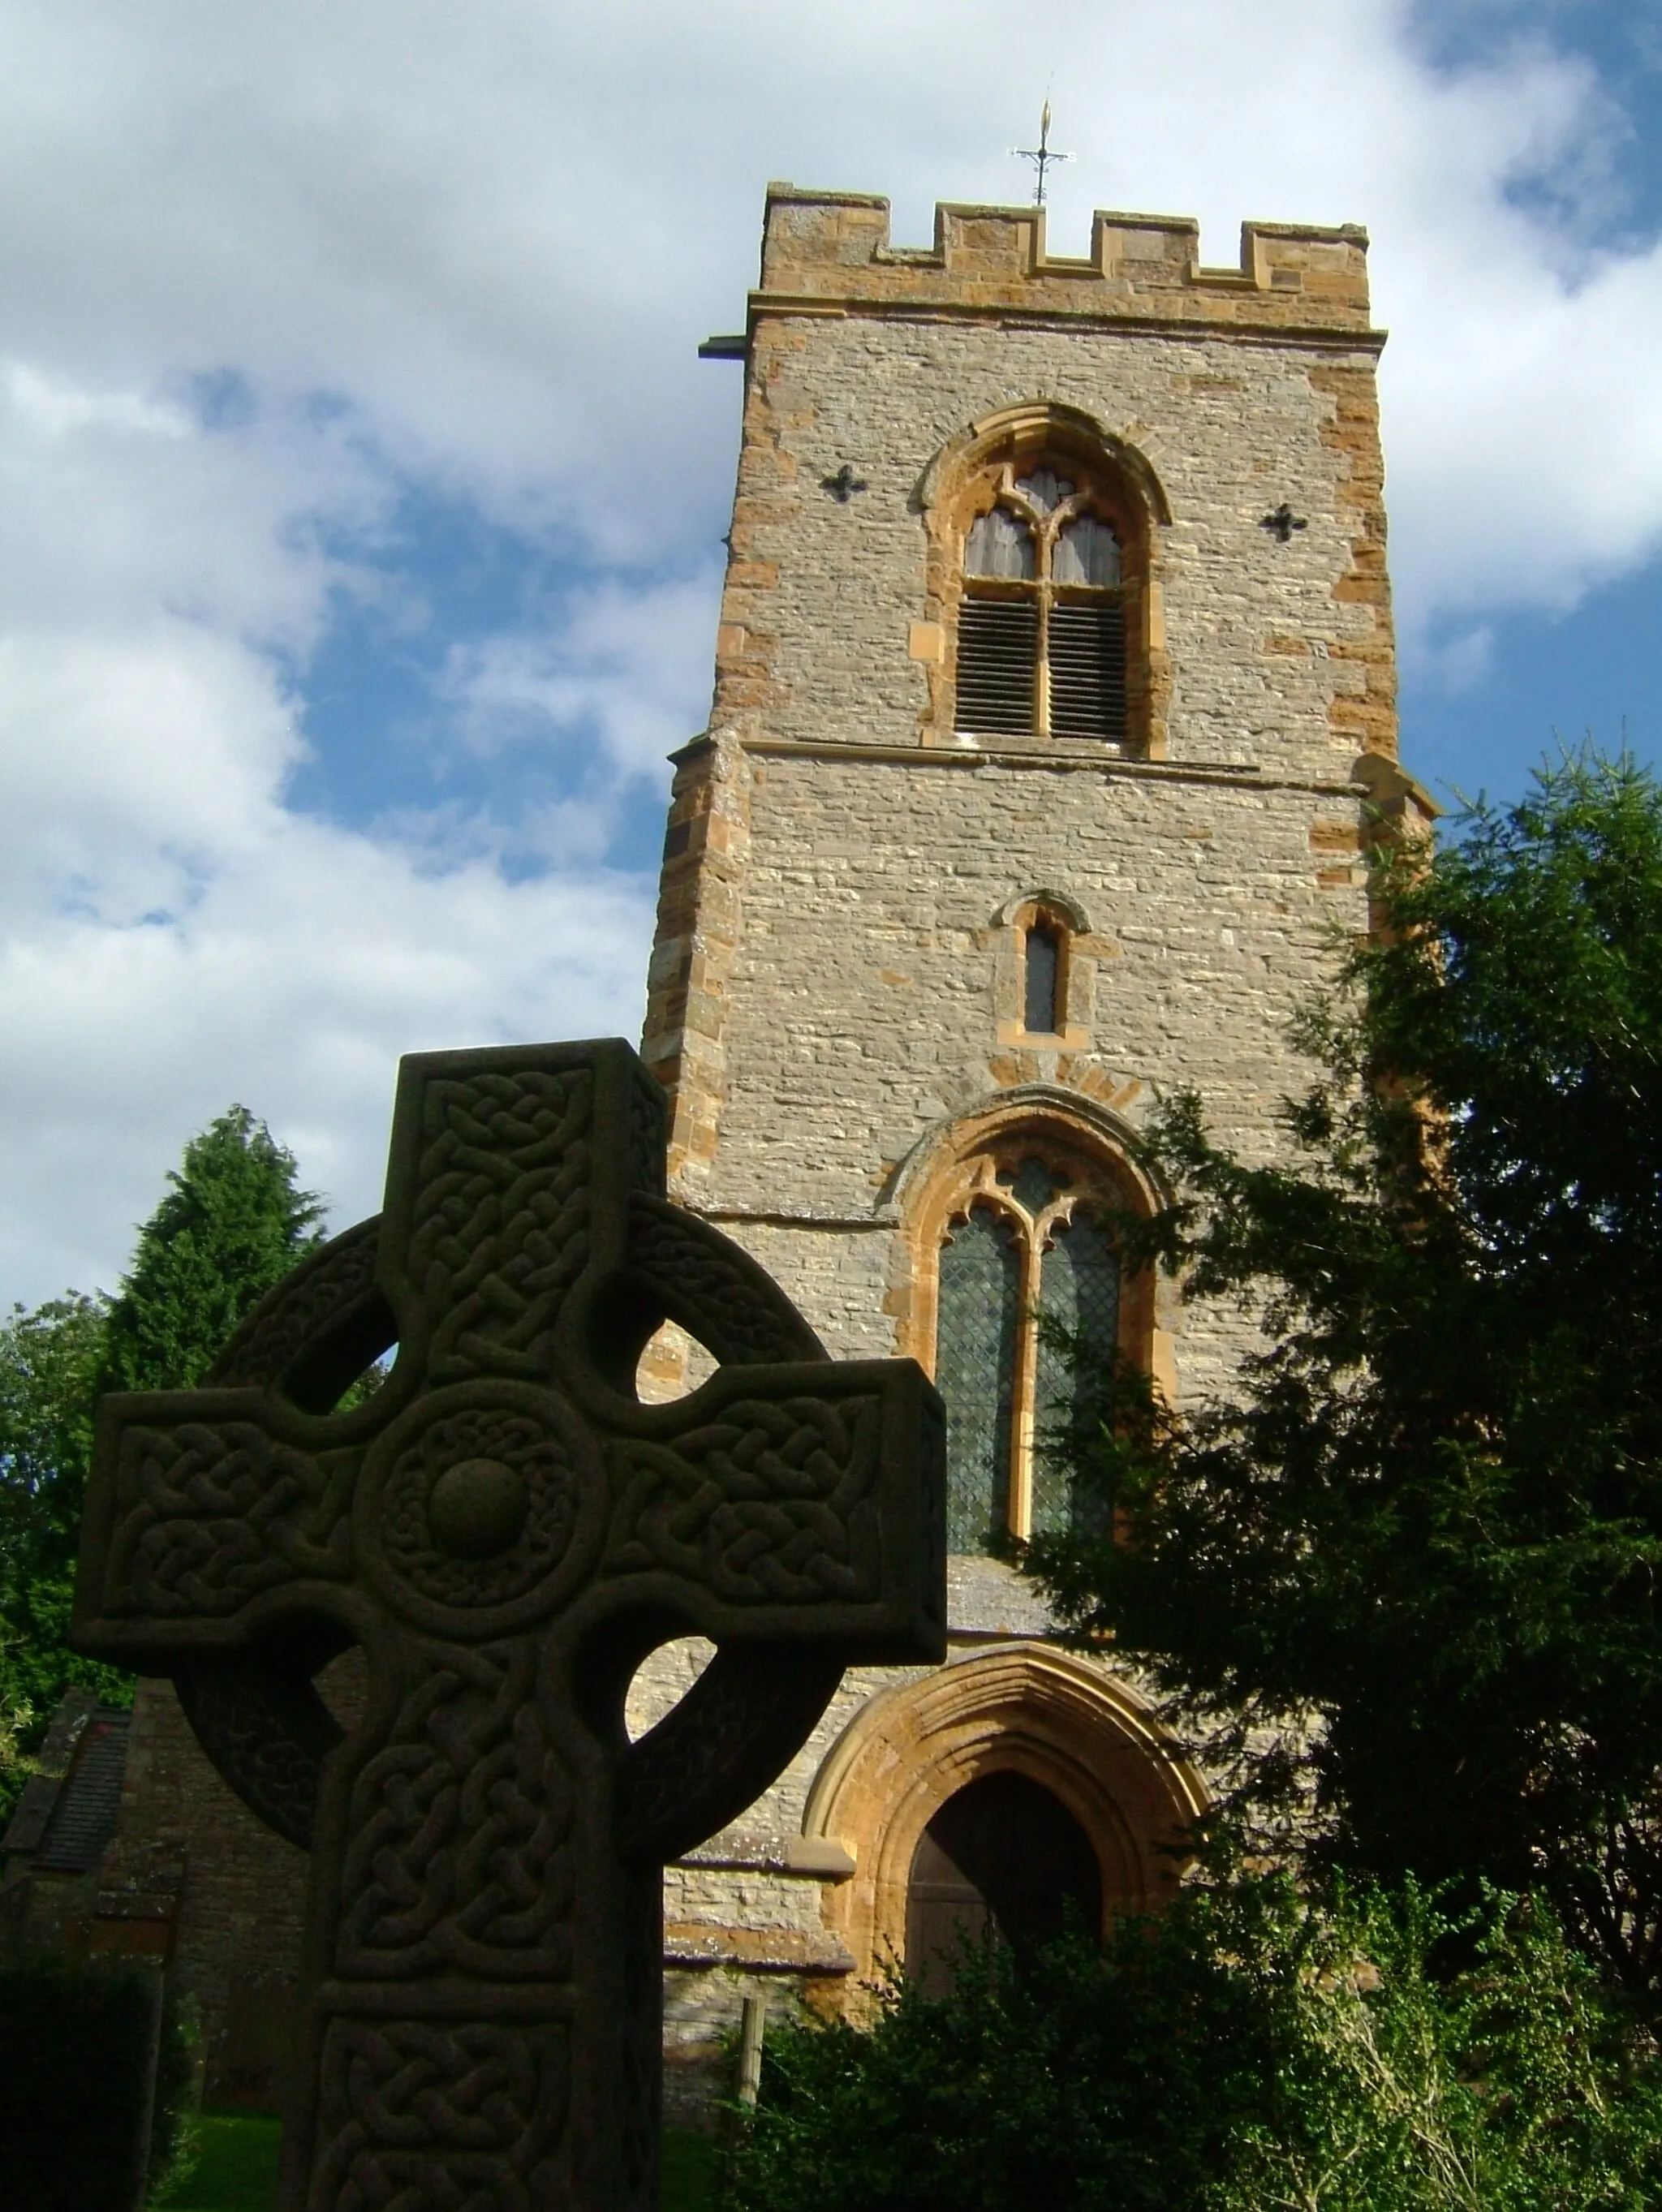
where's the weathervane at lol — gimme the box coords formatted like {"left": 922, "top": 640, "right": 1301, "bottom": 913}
{"left": 1011, "top": 100, "right": 1071, "bottom": 207}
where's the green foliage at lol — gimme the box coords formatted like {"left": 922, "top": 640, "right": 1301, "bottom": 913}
{"left": 1027, "top": 751, "right": 1662, "bottom": 2001}
{"left": 722, "top": 1878, "right": 1662, "bottom": 2212}
{"left": 0, "top": 1293, "right": 130, "bottom": 1812}
{"left": 661, "top": 2127, "right": 721, "bottom": 2212}
{"left": 0, "top": 1958, "right": 197, "bottom": 2212}
{"left": 1, "top": 1108, "right": 324, "bottom": 1814}
{"left": 160, "top": 2111, "right": 281, "bottom": 2212}
{"left": 101, "top": 1105, "right": 323, "bottom": 1396}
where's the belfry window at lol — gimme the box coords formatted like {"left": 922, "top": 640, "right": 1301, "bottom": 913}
{"left": 932, "top": 1149, "right": 1123, "bottom": 1552}
{"left": 957, "top": 467, "right": 1126, "bottom": 743}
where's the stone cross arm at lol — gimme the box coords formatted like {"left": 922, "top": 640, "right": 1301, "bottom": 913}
{"left": 73, "top": 1039, "right": 946, "bottom": 2211}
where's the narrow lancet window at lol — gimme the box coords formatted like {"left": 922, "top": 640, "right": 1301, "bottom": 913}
{"left": 1023, "top": 922, "right": 1061, "bottom": 1035}
{"left": 1031, "top": 1211, "right": 1122, "bottom": 1537}
{"left": 936, "top": 1205, "right": 1021, "bottom": 1551}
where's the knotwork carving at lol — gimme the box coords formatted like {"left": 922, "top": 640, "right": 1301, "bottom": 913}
{"left": 110, "top": 1421, "right": 356, "bottom": 1616}
{"left": 211, "top": 1215, "right": 386, "bottom": 1407}
{"left": 625, "top": 1194, "right": 821, "bottom": 1366}
{"left": 605, "top": 1396, "right": 883, "bottom": 1603}
{"left": 372, "top": 1393, "right": 586, "bottom": 1614}
{"left": 173, "top": 1650, "right": 345, "bottom": 1853}
{"left": 338, "top": 1639, "right": 575, "bottom": 1982}
{"left": 409, "top": 1068, "right": 593, "bottom": 1387}
{"left": 312, "top": 2016, "right": 567, "bottom": 2210}
{"left": 74, "top": 1039, "right": 945, "bottom": 2212}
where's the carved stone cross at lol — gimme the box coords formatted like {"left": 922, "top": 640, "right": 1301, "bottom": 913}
{"left": 74, "top": 1041, "right": 945, "bottom": 2211}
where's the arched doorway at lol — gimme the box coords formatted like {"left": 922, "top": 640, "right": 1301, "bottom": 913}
{"left": 797, "top": 1647, "right": 1206, "bottom": 2009}
{"left": 906, "top": 1769, "right": 1101, "bottom": 1991}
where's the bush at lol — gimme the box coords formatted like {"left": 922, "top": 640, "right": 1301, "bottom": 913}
{"left": 722, "top": 1876, "right": 1662, "bottom": 2212}
{"left": 0, "top": 1958, "right": 196, "bottom": 2211}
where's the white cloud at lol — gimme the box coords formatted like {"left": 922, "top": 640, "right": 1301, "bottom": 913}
{"left": 2, "top": 0, "right": 1662, "bottom": 1300}
{"left": 0, "top": 817, "right": 653, "bottom": 1299}
{"left": 441, "top": 573, "right": 721, "bottom": 780}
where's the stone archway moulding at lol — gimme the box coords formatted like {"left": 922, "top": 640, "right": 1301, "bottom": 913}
{"left": 883, "top": 1086, "right": 1176, "bottom": 1402}
{"left": 912, "top": 399, "right": 1174, "bottom": 757}
{"left": 885, "top": 1082, "right": 1165, "bottom": 1229}
{"left": 917, "top": 402, "right": 1175, "bottom": 528}
{"left": 799, "top": 1644, "right": 1206, "bottom": 2003}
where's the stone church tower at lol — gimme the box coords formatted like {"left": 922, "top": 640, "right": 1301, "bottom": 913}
{"left": 4, "top": 178, "right": 1426, "bottom": 2123}
{"left": 631, "top": 180, "right": 1423, "bottom": 2111}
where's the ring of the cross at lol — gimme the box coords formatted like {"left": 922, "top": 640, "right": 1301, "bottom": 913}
{"left": 355, "top": 1378, "right": 608, "bottom": 1636}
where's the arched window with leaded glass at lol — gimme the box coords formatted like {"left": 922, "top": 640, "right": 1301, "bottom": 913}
{"left": 931, "top": 1143, "right": 1130, "bottom": 1553}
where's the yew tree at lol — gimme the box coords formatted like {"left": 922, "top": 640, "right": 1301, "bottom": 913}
{"left": 1030, "top": 753, "right": 1662, "bottom": 2002}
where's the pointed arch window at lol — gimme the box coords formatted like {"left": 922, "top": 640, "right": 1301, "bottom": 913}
{"left": 932, "top": 1144, "right": 1127, "bottom": 1552}
{"left": 957, "top": 466, "right": 1126, "bottom": 744}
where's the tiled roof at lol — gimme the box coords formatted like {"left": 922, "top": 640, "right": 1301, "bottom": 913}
{"left": 36, "top": 1711, "right": 131, "bottom": 1873}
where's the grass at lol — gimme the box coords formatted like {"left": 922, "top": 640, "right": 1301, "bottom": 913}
{"left": 161, "top": 2111, "right": 282, "bottom": 2211}
{"left": 663, "top": 2126, "right": 721, "bottom": 2212}
{"left": 158, "top": 2114, "right": 720, "bottom": 2210}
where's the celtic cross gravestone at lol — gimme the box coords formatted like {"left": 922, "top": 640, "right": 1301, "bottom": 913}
{"left": 73, "top": 1040, "right": 946, "bottom": 2210}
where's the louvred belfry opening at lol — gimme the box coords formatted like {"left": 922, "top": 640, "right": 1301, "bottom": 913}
{"left": 1049, "top": 603, "right": 1127, "bottom": 739}
{"left": 956, "top": 600, "right": 1039, "bottom": 736}
{"left": 954, "top": 467, "right": 1127, "bottom": 743}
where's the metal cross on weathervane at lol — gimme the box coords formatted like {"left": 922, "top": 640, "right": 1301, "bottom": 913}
{"left": 74, "top": 1039, "right": 946, "bottom": 2212}
{"left": 1011, "top": 100, "right": 1071, "bottom": 209}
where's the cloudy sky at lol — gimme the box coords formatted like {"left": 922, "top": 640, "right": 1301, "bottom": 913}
{"left": 3, "top": 0, "right": 1661, "bottom": 1308}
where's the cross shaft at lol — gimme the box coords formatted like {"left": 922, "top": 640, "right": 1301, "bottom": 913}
{"left": 75, "top": 1040, "right": 945, "bottom": 2210}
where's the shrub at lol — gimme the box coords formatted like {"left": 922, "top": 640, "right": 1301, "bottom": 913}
{"left": 0, "top": 1957, "right": 196, "bottom": 2212}
{"left": 722, "top": 1876, "right": 1662, "bottom": 2212}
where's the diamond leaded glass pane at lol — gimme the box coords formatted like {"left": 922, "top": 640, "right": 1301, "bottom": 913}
{"left": 1031, "top": 1211, "right": 1121, "bottom": 1536}
{"left": 936, "top": 1205, "right": 1021, "bottom": 1553}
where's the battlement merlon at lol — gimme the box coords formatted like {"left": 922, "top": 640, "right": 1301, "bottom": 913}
{"left": 754, "top": 183, "right": 1380, "bottom": 341}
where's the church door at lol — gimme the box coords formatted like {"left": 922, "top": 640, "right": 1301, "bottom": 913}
{"left": 904, "top": 1770, "right": 1102, "bottom": 1992}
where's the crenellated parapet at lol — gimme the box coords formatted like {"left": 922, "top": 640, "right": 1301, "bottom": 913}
{"left": 756, "top": 183, "right": 1377, "bottom": 338}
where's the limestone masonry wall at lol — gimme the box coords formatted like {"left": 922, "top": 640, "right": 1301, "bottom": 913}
{"left": 716, "top": 319, "right": 1390, "bottom": 777}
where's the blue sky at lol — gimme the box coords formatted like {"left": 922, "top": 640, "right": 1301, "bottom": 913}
{"left": 1403, "top": 0, "right": 1662, "bottom": 792}
{"left": 2, "top": 0, "right": 1661, "bottom": 1303}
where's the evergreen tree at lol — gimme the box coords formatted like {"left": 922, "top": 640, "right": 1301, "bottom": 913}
{"left": 0, "top": 1107, "right": 324, "bottom": 1814}
{"left": 0, "top": 1293, "right": 128, "bottom": 1810}
{"left": 101, "top": 1104, "right": 323, "bottom": 1394}
{"left": 1027, "top": 752, "right": 1662, "bottom": 2003}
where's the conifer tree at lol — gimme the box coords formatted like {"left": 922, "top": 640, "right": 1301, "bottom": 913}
{"left": 0, "top": 1108, "right": 323, "bottom": 1811}
{"left": 1030, "top": 751, "right": 1662, "bottom": 2005}
{"left": 100, "top": 1104, "right": 323, "bottom": 1394}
